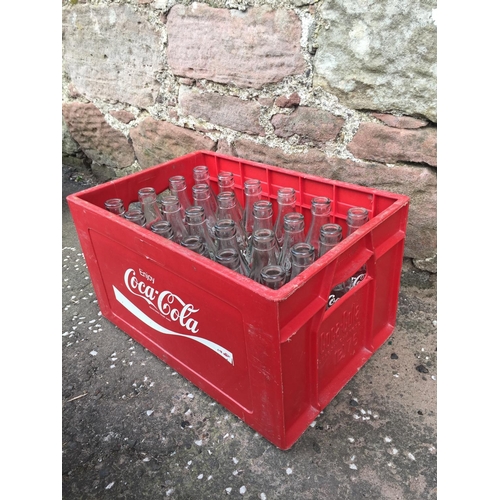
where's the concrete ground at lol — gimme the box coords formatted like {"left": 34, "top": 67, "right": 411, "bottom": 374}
{"left": 62, "top": 164, "right": 437, "bottom": 499}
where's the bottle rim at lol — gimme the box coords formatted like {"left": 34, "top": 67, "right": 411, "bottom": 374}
{"left": 320, "top": 223, "right": 343, "bottom": 236}
{"left": 291, "top": 242, "right": 315, "bottom": 258}
{"left": 260, "top": 264, "right": 285, "bottom": 281}
{"left": 169, "top": 175, "right": 187, "bottom": 190}
{"left": 347, "top": 207, "right": 369, "bottom": 224}
{"left": 277, "top": 187, "right": 296, "bottom": 204}
{"left": 138, "top": 187, "right": 157, "bottom": 200}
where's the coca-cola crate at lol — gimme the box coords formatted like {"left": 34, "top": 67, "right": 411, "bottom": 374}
{"left": 66, "top": 150, "right": 410, "bottom": 450}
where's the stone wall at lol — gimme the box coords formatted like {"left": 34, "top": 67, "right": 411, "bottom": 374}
{"left": 62, "top": 0, "right": 437, "bottom": 272}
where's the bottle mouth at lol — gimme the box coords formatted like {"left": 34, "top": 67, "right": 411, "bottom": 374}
{"left": 252, "top": 200, "right": 273, "bottom": 217}
{"left": 277, "top": 187, "right": 296, "bottom": 204}
{"left": 192, "top": 183, "right": 210, "bottom": 200}
{"left": 346, "top": 207, "right": 369, "bottom": 227}
{"left": 217, "top": 171, "right": 235, "bottom": 188}
{"left": 244, "top": 178, "right": 262, "bottom": 195}
{"left": 291, "top": 242, "right": 315, "bottom": 258}
{"left": 283, "top": 212, "right": 304, "bottom": 230}
{"left": 181, "top": 235, "right": 205, "bottom": 250}
{"left": 150, "top": 220, "right": 174, "bottom": 237}
{"left": 104, "top": 198, "right": 125, "bottom": 214}
{"left": 310, "top": 196, "right": 331, "bottom": 215}
{"left": 169, "top": 175, "right": 187, "bottom": 190}
{"left": 260, "top": 265, "right": 285, "bottom": 280}
{"left": 214, "top": 219, "right": 236, "bottom": 238}
{"left": 193, "top": 165, "right": 209, "bottom": 181}
{"left": 217, "top": 191, "right": 236, "bottom": 208}
{"left": 252, "top": 228, "right": 276, "bottom": 249}
{"left": 138, "top": 187, "right": 157, "bottom": 202}
{"left": 215, "top": 248, "right": 239, "bottom": 263}
{"left": 320, "top": 223, "right": 343, "bottom": 237}
{"left": 160, "top": 195, "right": 181, "bottom": 213}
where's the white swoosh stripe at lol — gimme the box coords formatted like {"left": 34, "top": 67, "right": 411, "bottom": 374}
{"left": 113, "top": 286, "right": 234, "bottom": 365}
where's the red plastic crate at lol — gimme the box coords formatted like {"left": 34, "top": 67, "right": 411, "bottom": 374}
{"left": 66, "top": 150, "right": 410, "bottom": 450}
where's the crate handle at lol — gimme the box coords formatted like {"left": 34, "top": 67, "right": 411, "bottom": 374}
{"left": 320, "top": 232, "right": 374, "bottom": 310}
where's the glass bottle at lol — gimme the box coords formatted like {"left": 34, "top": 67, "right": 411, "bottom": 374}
{"left": 248, "top": 228, "right": 279, "bottom": 282}
{"left": 274, "top": 187, "right": 296, "bottom": 248}
{"left": 260, "top": 264, "right": 286, "bottom": 290}
{"left": 346, "top": 207, "right": 370, "bottom": 290}
{"left": 278, "top": 212, "right": 306, "bottom": 283}
{"left": 168, "top": 175, "right": 191, "bottom": 219}
{"left": 104, "top": 198, "right": 126, "bottom": 217}
{"left": 318, "top": 223, "right": 347, "bottom": 307}
{"left": 184, "top": 205, "right": 217, "bottom": 258}
{"left": 248, "top": 200, "right": 279, "bottom": 263}
{"left": 138, "top": 187, "right": 163, "bottom": 229}
{"left": 180, "top": 235, "right": 212, "bottom": 260}
{"left": 305, "top": 196, "right": 332, "bottom": 258}
{"left": 216, "top": 191, "right": 248, "bottom": 254}
{"left": 215, "top": 248, "right": 248, "bottom": 277}
{"left": 124, "top": 209, "right": 146, "bottom": 227}
{"left": 150, "top": 220, "right": 175, "bottom": 240}
{"left": 242, "top": 179, "right": 262, "bottom": 239}
{"left": 193, "top": 165, "right": 217, "bottom": 214}
{"left": 289, "top": 242, "right": 315, "bottom": 281}
{"left": 192, "top": 183, "right": 217, "bottom": 239}
{"left": 159, "top": 195, "right": 188, "bottom": 244}
{"left": 213, "top": 218, "right": 250, "bottom": 276}
{"left": 218, "top": 171, "right": 243, "bottom": 220}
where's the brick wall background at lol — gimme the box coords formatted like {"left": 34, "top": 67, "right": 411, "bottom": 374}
{"left": 62, "top": 0, "right": 437, "bottom": 271}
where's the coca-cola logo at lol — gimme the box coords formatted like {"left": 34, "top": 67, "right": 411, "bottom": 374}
{"left": 124, "top": 268, "right": 199, "bottom": 334}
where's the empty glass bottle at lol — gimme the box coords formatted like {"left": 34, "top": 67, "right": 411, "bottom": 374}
{"left": 242, "top": 179, "right": 262, "bottom": 239}
{"left": 192, "top": 183, "right": 217, "bottom": 239}
{"left": 104, "top": 198, "right": 126, "bottom": 217}
{"left": 124, "top": 209, "right": 146, "bottom": 227}
{"left": 180, "top": 235, "right": 212, "bottom": 260}
{"left": 159, "top": 195, "right": 188, "bottom": 244}
{"left": 138, "top": 187, "right": 163, "bottom": 229}
{"left": 346, "top": 207, "right": 370, "bottom": 290}
{"left": 216, "top": 191, "right": 248, "bottom": 254}
{"left": 318, "top": 223, "right": 347, "bottom": 307}
{"left": 289, "top": 242, "right": 315, "bottom": 281}
{"left": 248, "top": 200, "right": 279, "bottom": 262}
{"left": 214, "top": 218, "right": 250, "bottom": 276}
{"left": 150, "top": 220, "right": 175, "bottom": 240}
{"left": 248, "top": 228, "right": 279, "bottom": 282}
{"left": 184, "top": 205, "right": 217, "bottom": 258}
{"left": 215, "top": 248, "right": 248, "bottom": 276}
{"left": 193, "top": 165, "right": 217, "bottom": 214}
{"left": 305, "top": 196, "right": 332, "bottom": 258}
{"left": 169, "top": 175, "right": 191, "bottom": 219}
{"left": 218, "top": 171, "right": 243, "bottom": 220}
{"left": 274, "top": 187, "right": 296, "bottom": 248}
{"left": 278, "top": 212, "right": 306, "bottom": 282}
{"left": 260, "top": 264, "right": 286, "bottom": 290}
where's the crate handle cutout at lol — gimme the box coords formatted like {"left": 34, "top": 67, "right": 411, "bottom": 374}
{"left": 113, "top": 286, "right": 234, "bottom": 365}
